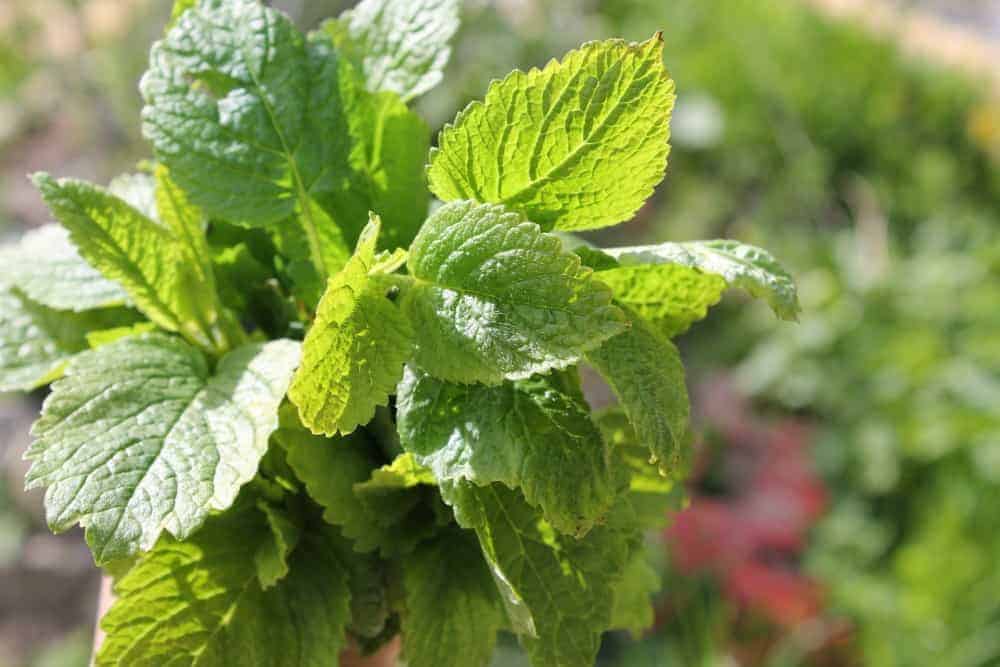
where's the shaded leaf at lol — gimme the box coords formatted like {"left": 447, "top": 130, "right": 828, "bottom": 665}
{"left": 97, "top": 504, "right": 350, "bottom": 666}
{"left": 587, "top": 312, "right": 690, "bottom": 476}
{"left": 443, "top": 483, "right": 638, "bottom": 667}
{"left": 280, "top": 427, "right": 441, "bottom": 556}
{"left": 397, "top": 366, "right": 619, "bottom": 536}
{"left": 402, "top": 528, "right": 504, "bottom": 667}
{"left": 255, "top": 499, "right": 301, "bottom": 589}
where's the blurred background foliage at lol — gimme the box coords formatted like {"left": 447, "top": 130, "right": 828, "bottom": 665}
{"left": 0, "top": 0, "right": 998, "bottom": 665}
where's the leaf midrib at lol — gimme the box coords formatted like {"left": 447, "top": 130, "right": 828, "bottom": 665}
{"left": 238, "top": 26, "right": 328, "bottom": 281}
{"left": 56, "top": 189, "right": 182, "bottom": 333}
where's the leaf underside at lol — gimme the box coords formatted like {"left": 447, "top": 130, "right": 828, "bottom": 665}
{"left": 0, "top": 289, "right": 136, "bottom": 393}
{"left": 0, "top": 224, "right": 128, "bottom": 312}
{"left": 597, "top": 264, "right": 728, "bottom": 337}
{"left": 26, "top": 333, "right": 300, "bottom": 564}
{"left": 603, "top": 240, "right": 800, "bottom": 320}
{"left": 329, "top": 0, "right": 460, "bottom": 102}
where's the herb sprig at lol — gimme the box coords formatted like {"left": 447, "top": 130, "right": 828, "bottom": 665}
{"left": 0, "top": 1, "right": 798, "bottom": 665}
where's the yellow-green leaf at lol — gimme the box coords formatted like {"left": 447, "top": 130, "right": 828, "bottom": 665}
{"left": 428, "top": 35, "right": 675, "bottom": 232}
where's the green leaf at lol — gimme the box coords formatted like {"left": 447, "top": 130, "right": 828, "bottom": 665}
{"left": 141, "top": 0, "right": 428, "bottom": 276}
{"left": 97, "top": 503, "right": 351, "bottom": 666}
{"left": 602, "top": 240, "right": 801, "bottom": 321}
{"left": 587, "top": 312, "right": 690, "bottom": 476}
{"left": 443, "top": 483, "right": 637, "bottom": 667}
{"left": 154, "top": 165, "right": 214, "bottom": 282}
{"left": 402, "top": 528, "right": 504, "bottom": 667}
{"left": 255, "top": 499, "right": 301, "bottom": 589}
{"left": 0, "top": 225, "right": 128, "bottom": 311}
{"left": 397, "top": 366, "right": 620, "bottom": 536}
{"left": 428, "top": 35, "right": 675, "bottom": 232}
{"left": 32, "top": 174, "right": 242, "bottom": 354}
{"left": 25, "top": 333, "right": 300, "bottom": 564}
{"left": 244, "top": 74, "right": 427, "bottom": 289}
{"left": 141, "top": 0, "right": 333, "bottom": 227}
{"left": 404, "top": 200, "right": 625, "bottom": 384}
{"left": 345, "top": 90, "right": 431, "bottom": 249}
{"left": 327, "top": 0, "right": 460, "bottom": 101}
{"left": 142, "top": 0, "right": 349, "bottom": 280}
{"left": 280, "top": 427, "right": 441, "bottom": 556}
{"left": 85, "top": 322, "right": 159, "bottom": 349}
{"left": 598, "top": 410, "right": 688, "bottom": 529}
{"left": 211, "top": 243, "right": 271, "bottom": 309}
{"left": 354, "top": 452, "right": 437, "bottom": 491}
{"left": 340, "top": 549, "right": 392, "bottom": 643}
{"left": 597, "top": 264, "right": 727, "bottom": 337}
{"left": 154, "top": 165, "right": 248, "bottom": 346}
{"left": 352, "top": 453, "right": 451, "bottom": 553}
{"left": 289, "top": 216, "right": 414, "bottom": 436}
{"left": 280, "top": 426, "right": 379, "bottom": 543}
{"left": 0, "top": 289, "right": 136, "bottom": 393}
{"left": 269, "top": 202, "right": 352, "bottom": 309}
{"left": 609, "top": 547, "right": 660, "bottom": 638}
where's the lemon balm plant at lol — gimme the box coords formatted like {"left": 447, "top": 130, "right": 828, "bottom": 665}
{"left": 0, "top": 0, "right": 799, "bottom": 665}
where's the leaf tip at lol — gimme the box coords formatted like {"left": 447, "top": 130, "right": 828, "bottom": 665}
{"left": 641, "top": 31, "right": 666, "bottom": 58}
{"left": 29, "top": 171, "right": 54, "bottom": 192}
{"left": 356, "top": 211, "right": 383, "bottom": 256}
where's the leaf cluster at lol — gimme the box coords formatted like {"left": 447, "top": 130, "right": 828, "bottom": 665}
{"left": 1, "top": 1, "right": 796, "bottom": 665}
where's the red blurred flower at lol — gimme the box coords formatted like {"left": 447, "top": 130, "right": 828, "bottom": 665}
{"left": 669, "top": 501, "right": 753, "bottom": 575}
{"left": 726, "top": 563, "right": 824, "bottom": 627}
{"left": 665, "top": 377, "right": 829, "bottom": 628}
